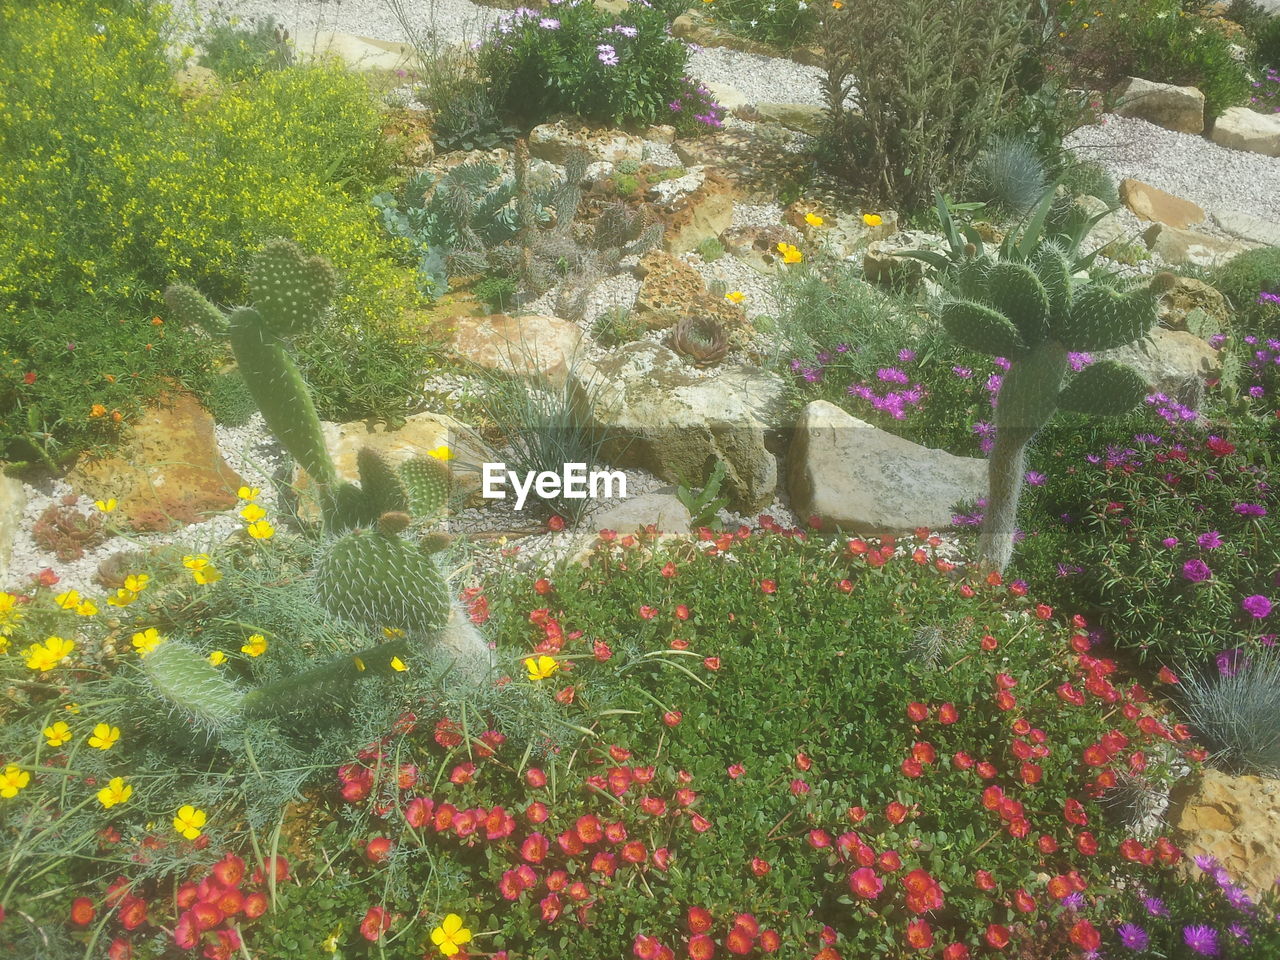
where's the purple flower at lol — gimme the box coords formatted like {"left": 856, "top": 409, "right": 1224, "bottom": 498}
{"left": 1217, "top": 647, "right": 1247, "bottom": 677}
{"left": 1225, "top": 885, "right": 1253, "bottom": 910}
{"left": 539, "top": 16, "right": 560, "bottom": 27}
{"left": 1068, "top": 351, "right": 1094, "bottom": 372}
{"left": 1228, "top": 923, "right": 1251, "bottom": 944}
{"left": 1057, "top": 563, "right": 1084, "bottom": 577}
{"left": 1197, "top": 531, "right": 1223, "bottom": 549}
{"left": 994, "top": 357, "right": 1011, "bottom": 371}
{"left": 610, "top": 24, "right": 638, "bottom": 36}
{"left": 951, "top": 365, "right": 972, "bottom": 378}
{"left": 1183, "top": 925, "right": 1219, "bottom": 956}
{"left": 1194, "top": 854, "right": 1220, "bottom": 872}
{"left": 1142, "top": 896, "right": 1169, "bottom": 917}
{"left": 1208, "top": 332, "right": 1229, "bottom": 348}
{"left": 1234, "top": 503, "right": 1267, "bottom": 517}
{"left": 1117, "top": 923, "right": 1149, "bottom": 951}
{"left": 1024, "top": 470, "right": 1046, "bottom": 486}
{"left": 1242, "top": 595, "right": 1273, "bottom": 619}
{"left": 1162, "top": 537, "right": 1179, "bottom": 548}
{"left": 898, "top": 348, "right": 916, "bottom": 363}
{"left": 1061, "top": 891, "right": 1084, "bottom": 910}
{"left": 1183, "top": 559, "right": 1212, "bottom": 583}
{"left": 596, "top": 43, "right": 618, "bottom": 65}
{"left": 877, "top": 367, "right": 908, "bottom": 384}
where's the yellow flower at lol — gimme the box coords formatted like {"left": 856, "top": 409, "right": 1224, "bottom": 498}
{"left": 241, "top": 634, "right": 267, "bottom": 657}
{"left": 239, "top": 502, "right": 266, "bottom": 523}
{"left": 724, "top": 291, "right": 746, "bottom": 304}
{"left": 123, "top": 574, "right": 150, "bottom": 593}
{"left": 90, "top": 404, "right": 107, "bottom": 418}
{"left": 383, "top": 626, "right": 405, "bottom": 639}
{"left": 0, "top": 764, "right": 31, "bottom": 799}
{"left": 208, "top": 650, "right": 227, "bottom": 666}
{"left": 131, "top": 627, "right": 164, "bottom": 657}
{"left": 0, "top": 592, "right": 25, "bottom": 636}
{"left": 804, "top": 212, "right": 824, "bottom": 227}
{"left": 173, "top": 804, "right": 207, "bottom": 840}
{"left": 75, "top": 599, "right": 98, "bottom": 616}
{"left": 390, "top": 656, "right": 408, "bottom": 672}
{"left": 427, "top": 445, "right": 454, "bottom": 461}
{"left": 862, "top": 213, "right": 883, "bottom": 227}
{"left": 831, "top": 0, "right": 843, "bottom": 7}
{"left": 237, "top": 485, "right": 261, "bottom": 501}
{"left": 322, "top": 930, "right": 342, "bottom": 953}
{"left": 776, "top": 242, "right": 803, "bottom": 264}
{"left": 44, "top": 721, "right": 72, "bottom": 747}
{"left": 524, "top": 655, "right": 560, "bottom": 682}
{"left": 97, "top": 777, "right": 132, "bottom": 809}
{"left": 107, "top": 588, "right": 139, "bottom": 608}
{"left": 23, "top": 636, "right": 75, "bottom": 671}
{"left": 246, "top": 519, "right": 274, "bottom": 540}
{"left": 54, "top": 589, "right": 81, "bottom": 610}
{"left": 195, "top": 565, "right": 222, "bottom": 585}
{"left": 65, "top": 702, "right": 81, "bottom": 715}
{"left": 430, "top": 914, "right": 472, "bottom": 957}
{"left": 182, "top": 554, "right": 210, "bottom": 570}
{"left": 94, "top": 497, "right": 118, "bottom": 513}
{"left": 88, "top": 722, "right": 121, "bottom": 750}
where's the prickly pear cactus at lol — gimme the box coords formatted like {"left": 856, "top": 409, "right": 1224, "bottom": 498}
{"left": 314, "top": 527, "right": 451, "bottom": 635}
{"left": 940, "top": 256, "right": 1168, "bottom": 571}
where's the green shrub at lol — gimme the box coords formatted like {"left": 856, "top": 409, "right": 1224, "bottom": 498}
{"left": 705, "top": 0, "right": 817, "bottom": 50}
{"left": 478, "top": 3, "right": 690, "bottom": 127}
{"left": 205, "top": 368, "right": 259, "bottom": 427}
{"left": 1059, "top": 155, "right": 1120, "bottom": 207}
{"left": 1210, "top": 247, "right": 1280, "bottom": 336}
{"left": 817, "top": 0, "right": 1031, "bottom": 210}
{"left": 197, "top": 13, "right": 294, "bottom": 81}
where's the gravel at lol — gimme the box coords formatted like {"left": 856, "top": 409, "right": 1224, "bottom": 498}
{"left": 1066, "top": 114, "right": 1280, "bottom": 225}
{"left": 687, "top": 45, "right": 829, "bottom": 108}
{"left": 192, "top": 0, "right": 497, "bottom": 48}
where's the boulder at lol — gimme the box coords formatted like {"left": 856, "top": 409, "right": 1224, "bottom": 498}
{"left": 648, "top": 166, "right": 736, "bottom": 256}
{"left": 701, "top": 80, "right": 750, "bottom": 113}
{"left": 863, "top": 231, "right": 949, "bottom": 288}
{"left": 1119, "top": 178, "right": 1206, "bottom": 229}
{"left": 293, "top": 412, "right": 495, "bottom": 519}
{"left": 751, "top": 102, "right": 825, "bottom": 137}
{"left": 1099, "top": 327, "right": 1221, "bottom": 408}
{"left": 528, "top": 119, "right": 647, "bottom": 165}
{"left": 720, "top": 224, "right": 805, "bottom": 276}
{"left": 572, "top": 342, "right": 786, "bottom": 512}
{"left": 67, "top": 391, "right": 243, "bottom": 533}
{"left": 450, "top": 313, "right": 584, "bottom": 387}
{"left": 1213, "top": 207, "right": 1280, "bottom": 248}
{"left": 788, "top": 401, "right": 988, "bottom": 535}
{"left": 587, "top": 491, "right": 692, "bottom": 535}
{"left": 1144, "top": 223, "right": 1257, "bottom": 268}
{"left": 0, "top": 475, "right": 25, "bottom": 589}
{"left": 644, "top": 124, "right": 677, "bottom": 145}
{"left": 1178, "top": 770, "right": 1280, "bottom": 899}
{"left": 1211, "top": 107, "right": 1280, "bottom": 157}
{"left": 1110, "top": 77, "right": 1205, "bottom": 134}
{"left": 634, "top": 250, "right": 710, "bottom": 329}
{"left": 1157, "top": 276, "right": 1231, "bottom": 335}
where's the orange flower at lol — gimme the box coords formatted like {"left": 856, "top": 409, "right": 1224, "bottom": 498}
{"left": 90, "top": 404, "right": 107, "bottom": 418}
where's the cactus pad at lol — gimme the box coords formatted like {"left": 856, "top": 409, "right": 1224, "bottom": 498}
{"left": 164, "top": 283, "right": 228, "bottom": 334}
{"left": 1058, "top": 360, "right": 1151, "bottom": 416}
{"left": 247, "top": 238, "right": 339, "bottom": 336}
{"left": 986, "top": 262, "right": 1050, "bottom": 346}
{"left": 1051, "top": 284, "right": 1157, "bottom": 352}
{"left": 357, "top": 447, "right": 409, "bottom": 516}
{"left": 142, "top": 641, "right": 245, "bottom": 729}
{"left": 315, "top": 529, "right": 451, "bottom": 635}
{"left": 400, "top": 456, "right": 451, "bottom": 520}
{"left": 940, "top": 300, "right": 1027, "bottom": 357}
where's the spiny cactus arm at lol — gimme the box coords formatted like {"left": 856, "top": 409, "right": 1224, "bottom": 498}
{"left": 315, "top": 529, "right": 451, "bottom": 635}
{"left": 247, "top": 239, "right": 338, "bottom": 337}
{"left": 399, "top": 456, "right": 450, "bottom": 520}
{"left": 985, "top": 262, "right": 1050, "bottom": 346}
{"left": 622, "top": 221, "right": 664, "bottom": 260}
{"left": 939, "top": 300, "right": 1027, "bottom": 357}
{"left": 992, "top": 340, "right": 1068, "bottom": 432}
{"left": 1058, "top": 360, "right": 1151, "bottom": 416}
{"left": 142, "top": 641, "right": 245, "bottom": 729}
{"left": 358, "top": 447, "right": 409, "bottom": 516}
{"left": 1032, "top": 244, "right": 1073, "bottom": 327}
{"left": 977, "top": 424, "right": 1037, "bottom": 575}
{"left": 1050, "top": 283, "right": 1158, "bottom": 352}
{"left": 241, "top": 636, "right": 413, "bottom": 719}
{"left": 165, "top": 283, "right": 229, "bottom": 335}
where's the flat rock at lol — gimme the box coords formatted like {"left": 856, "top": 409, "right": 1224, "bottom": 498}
{"left": 720, "top": 224, "right": 804, "bottom": 276}
{"left": 788, "top": 400, "right": 987, "bottom": 535}
{"left": 67, "top": 391, "right": 243, "bottom": 533}
{"left": 529, "top": 119, "right": 647, "bottom": 165}
{"left": 572, "top": 342, "right": 786, "bottom": 512}
{"left": 751, "top": 102, "right": 824, "bottom": 137}
{"left": 587, "top": 491, "right": 692, "bottom": 535}
{"left": 1178, "top": 770, "right": 1280, "bottom": 899}
{"left": 1144, "top": 223, "right": 1257, "bottom": 268}
{"left": 1110, "top": 77, "right": 1205, "bottom": 135}
{"left": 701, "top": 80, "right": 749, "bottom": 113}
{"left": 673, "top": 123, "right": 799, "bottom": 202}
{"left": 1158, "top": 276, "right": 1231, "bottom": 335}
{"left": 292, "top": 29, "right": 417, "bottom": 72}
{"left": 294, "top": 412, "right": 495, "bottom": 519}
{"left": 1120, "top": 178, "right": 1205, "bottom": 229}
{"left": 1099, "top": 327, "right": 1221, "bottom": 409}
{"left": 1213, "top": 207, "right": 1280, "bottom": 247}
{"left": 649, "top": 166, "right": 735, "bottom": 256}
{"left": 450, "top": 313, "right": 584, "bottom": 387}
{"left": 1211, "top": 107, "right": 1280, "bottom": 157}
{"left": 0, "top": 475, "right": 26, "bottom": 588}
{"left": 634, "top": 250, "right": 707, "bottom": 329}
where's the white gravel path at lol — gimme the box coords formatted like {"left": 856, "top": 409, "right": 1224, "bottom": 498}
{"left": 687, "top": 45, "right": 828, "bottom": 108}
{"left": 1065, "top": 114, "right": 1280, "bottom": 225}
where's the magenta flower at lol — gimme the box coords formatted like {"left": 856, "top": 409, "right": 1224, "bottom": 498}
{"left": 1182, "top": 559, "right": 1212, "bottom": 583}
{"left": 1183, "top": 925, "right": 1219, "bottom": 956}
{"left": 1162, "top": 537, "right": 1179, "bottom": 548}
{"left": 1117, "top": 924, "right": 1149, "bottom": 951}
{"left": 1242, "top": 595, "right": 1273, "bottom": 618}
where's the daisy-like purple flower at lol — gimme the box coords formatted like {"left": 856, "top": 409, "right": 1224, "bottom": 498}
{"left": 1228, "top": 923, "right": 1251, "bottom": 944}
{"left": 1183, "top": 559, "right": 1212, "bottom": 583}
{"left": 1234, "top": 503, "right": 1267, "bottom": 517}
{"left": 1242, "top": 595, "right": 1273, "bottom": 619}
{"left": 1142, "top": 896, "right": 1169, "bottom": 917}
{"left": 1024, "top": 470, "right": 1046, "bottom": 486}
{"left": 1116, "top": 923, "right": 1149, "bottom": 950}
{"left": 596, "top": 43, "right": 618, "bottom": 65}
{"left": 539, "top": 16, "right": 560, "bottom": 27}
{"left": 952, "top": 365, "right": 972, "bottom": 378}
{"left": 898, "top": 348, "right": 916, "bottom": 363}
{"left": 1068, "top": 351, "right": 1094, "bottom": 371}
{"left": 1197, "top": 530, "right": 1223, "bottom": 549}
{"left": 1183, "top": 924, "right": 1219, "bottom": 956}
{"left": 1194, "top": 854, "right": 1219, "bottom": 872}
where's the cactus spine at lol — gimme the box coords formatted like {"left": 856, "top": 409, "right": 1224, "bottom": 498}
{"left": 939, "top": 255, "right": 1169, "bottom": 572}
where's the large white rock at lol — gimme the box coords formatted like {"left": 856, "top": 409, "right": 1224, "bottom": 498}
{"left": 788, "top": 400, "right": 988, "bottom": 535}
{"left": 1110, "top": 77, "right": 1205, "bottom": 135}
{"left": 1214, "top": 207, "right": 1280, "bottom": 248}
{"left": 1144, "top": 223, "right": 1259, "bottom": 268}
{"left": 450, "top": 313, "right": 584, "bottom": 388}
{"left": 1099, "top": 327, "right": 1221, "bottom": 409}
{"left": 1211, "top": 108, "right": 1280, "bottom": 157}
{"left": 291, "top": 30, "right": 418, "bottom": 72}
{"left": 572, "top": 342, "right": 787, "bottom": 512}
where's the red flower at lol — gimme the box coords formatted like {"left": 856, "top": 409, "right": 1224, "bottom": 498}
{"left": 365, "top": 837, "right": 392, "bottom": 863}
{"left": 1069, "top": 919, "right": 1101, "bottom": 951}
{"left": 521, "top": 833, "right": 549, "bottom": 863}
{"left": 1082, "top": 744, "right": 1110, "bottom": 766}
{"left": 906, "top": 702, "right": 928, "bottom": 722}
{"left": 877, "top": 849, "right": 901, "bottom": 871}
{"left": 905, "top": 919, "right": 933, "bottom": 950}
{"left": 760, "top": 579, "right": 777, "bottom": 594}
{"left": 360, "top": 906, "right": 390, "bottom": 942}
{"left": 847, "top": 805, "right": 866, "bottom": 823}
{"left": 1034, "top": 603, "right": 1053, "bottom": 620}
{"left": 634, "top": 934, "right": 662, "bottom": 959}
{"left": 71, "top": 897, "right": 95, "bottom": 926}
{"left": 810, "top": 830, "right": 833, "bottom": 849}
{"left": 952, "top": 751, "right": 974, "bottom": 770}
{"left": 942, "top": 944, "right": 970, "bottom": 960}
{"left": 1157, "top": 666, "right": 1179, "bottom": 684}
{"left": 751, "top": 857, "right": 771, "bottom": 877}
{"left": 938, "top": 703, "right": 959, "bottom": 724}
{"left": 958, "top": 584, "right": 975, "bottom": 598}
{"left": 1037, "top": 834, "right": 1059, "bottom": 854}
{"left": 725, "top": 926, "right": 753, "bottom": 955}
{"left": 434, "top": 718, "right": 463, "bottom": 748}
{"left": 901, "top": 758, "right": 924, "bottom": 778}
{"left": 547, "top": 515, "right": 566, "bottom": 531}
{"left": 534, "top": 578, "right": 554, "bottom": 595}
{"left": 912, "top": 742, "right": 936, "bottom": 764}
{"left": 980, "top": 633, "right": 998, "bottom": 651}
{"left": 984, "top": 924, "right": 1010, "bottom": 949}
{"left": 688, "top": 906, "right": 714, "bottom": 934}
{"left": 621, "top": 841, "right": 648, "bottom": 863}
{"left": 760, "top": 930, "right": 781, "bottom": 953}
{"left": 688, "top": 934, "right": 716, "bottom": 960}
{"left": 838, "top": 579, "right": 853, "bottom": 593}
{"left": 243, "top": 892, "right": 268, "bottom": 919}
{"left": 1020, "top": 763, "right": 1042, "bottom": 785}
{"left": 790, "top": 778, "right": 810, "bottom": 796}
{"left": 1206, "top": 435, "right": 1235, "bottom": 456}
{"left": 849, "top": 867, "right": 884, "bottom": 899}
{"left": 663, "top": 711, "right": 682, "bottom": 727}
{"left": 727, "top": 763, "right": 745, "bottom": 779}
{"left": 675, "top": 604, "right": 690, "bottom": 620}
{"left": 108, "top": 938, "right": 132, "bottom": 960}
{"left": 1012, "top": 889, "right": 1036, "bottom": 913}
{"left": 975, "top": 870, "right": 996, "bottom": 891}
{"left": 885, "top": 801, "right": 908, "bottom": 824}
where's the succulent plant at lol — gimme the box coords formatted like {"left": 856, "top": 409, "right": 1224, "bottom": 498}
{"left": 938, "top": 249, "right": 1168, "bottom": 572}
{"left": 672, "top": 313, "right": 730, "bottom": 367}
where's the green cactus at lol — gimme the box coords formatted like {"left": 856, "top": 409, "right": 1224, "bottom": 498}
{"left": 314, "top": 527, "right": 451, "bottom": 635}
{"left": 940, "top": 254, "right": 1167, "bottom": 572}
{"left": 141, "top": 642, "right": 245, "bottom": 730}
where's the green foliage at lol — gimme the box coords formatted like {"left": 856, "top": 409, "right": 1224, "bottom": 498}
{"left": 968, "top": 136, "right": 1048, "bottom": 218}
{"left": 478, "top": 2, "right": 690, "bottom": 127}
{"left": 1059, "top": 156, "right": 1120, "bottom": 207}
{"left": 817, "top": 0, "right": 1031, "bottom": 210}
{"left": 591, "top": 305, "right": 647, "bottom": 346}
{"left": 205, "top": 368, "right": 259, "bottom": 427}
{"left": 472, "top": 273, "right": 520, "bottom": 313}
{"left": 696, "top": 236, "right": 726, "bottom": 261}
{"left": 197, "top": 13, "right": 294, "bottom": 81}
{"left": 1210, "top": 246, "right": 1280, "bottom": 337}
{"left": 705, "top": 0, "right": 817, "bottom": 50}
{"left": 676, "top": 460, "right": 729, "bottom": 530}
{"left": 1180, "top": 646, "right": 1280, "bottom": 776}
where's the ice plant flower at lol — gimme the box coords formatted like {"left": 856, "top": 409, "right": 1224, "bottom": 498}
{"left": 173, "top": 805, "right": 207, "bottom": 840}
{"left": 1183, "top": 925, "right": 1219, "bottom": 955}
{"left": 1, "top": 764, "right": 31, "bottom": 798}
{"left": 44, "top": 721, "right": 72, "bottom": 747}
{"left": 430, "top": 914, "right": 472, "bottom": 956}
{"left": 88, "top": 723, "right": 120, "bottom": 750}
{"left": 97, "top": 777, "right": 132, "bottom": 809}
{"left": 241, "top": 634, "right": 268, "bottom": 657}
{"left": 525, "top": 655, "right": 560, "bottom": 681}
{"left": 131, "top": 628, "right": 164, "bottom": 657}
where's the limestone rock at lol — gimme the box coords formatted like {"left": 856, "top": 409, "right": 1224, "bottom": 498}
{"left": 673, "top": 124, "right": 800, "bottom": 202}
{"left": 291, "top": 30, "right": 417, "bottom": 72}
{"left": 450, "top": 313, "right": 584, "bottom": 387}
{"left": 1211, "top": 107, "right": 1280, "bottom": 157}
{"left": 1110, "top": 77, "right": 1205, "bottom": 134}
{"left": 751, "top": 102, "right": 824, "bottom": 137}
{"left": 720, "top": 224, "right": 805, "bottom": 276}
{"left": 588, "top": 491, "right": 692, "bottom": 535}
{"left": 1214, "top": 207, "right": 1280, "bottom": 247}
{"left": 1099, "top": 327, "right": 1221, "bottom": 408}
{"left": 649, "top": 166, "right": 736, "bottom": 256}
{"left": 645, "top": 124, "right": 677, "bottom": 145}
{"left": 701, "top": 80, "right": 749, "bottom": 113}
{"left": 634, "top": 250, "right": 709, "bottom": 329}
{"left": 863, "top": 231, "right": 949, "bottom": 288}
{"left": 528, "top": 119, "right": 647, "bottom": 165}
{"left": 293, "top": 412, "right": 495, "bottom": 519}
{"left": 1120, "top": 179, "right": 1206, "bottom": 229}
{"left": 1157, "top": 276, "right": 1231, "bottom": 335}
{"left": 788, "top": 401, "right": 988, "bottom": 535}
{"left": 1177, "top": 770, "right": 1280, "bottom": 899}
{"left": 1144, "top": 223, "right": 1258, "bottom": 268}
{"left": 0, "top": 475, "right": 25, "bottom": 589}
{"left": 67, "top": 391, "right": 243, "bottom": 533}
{"left": 572, "top": 342, "right": 786, "bottom": 512}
